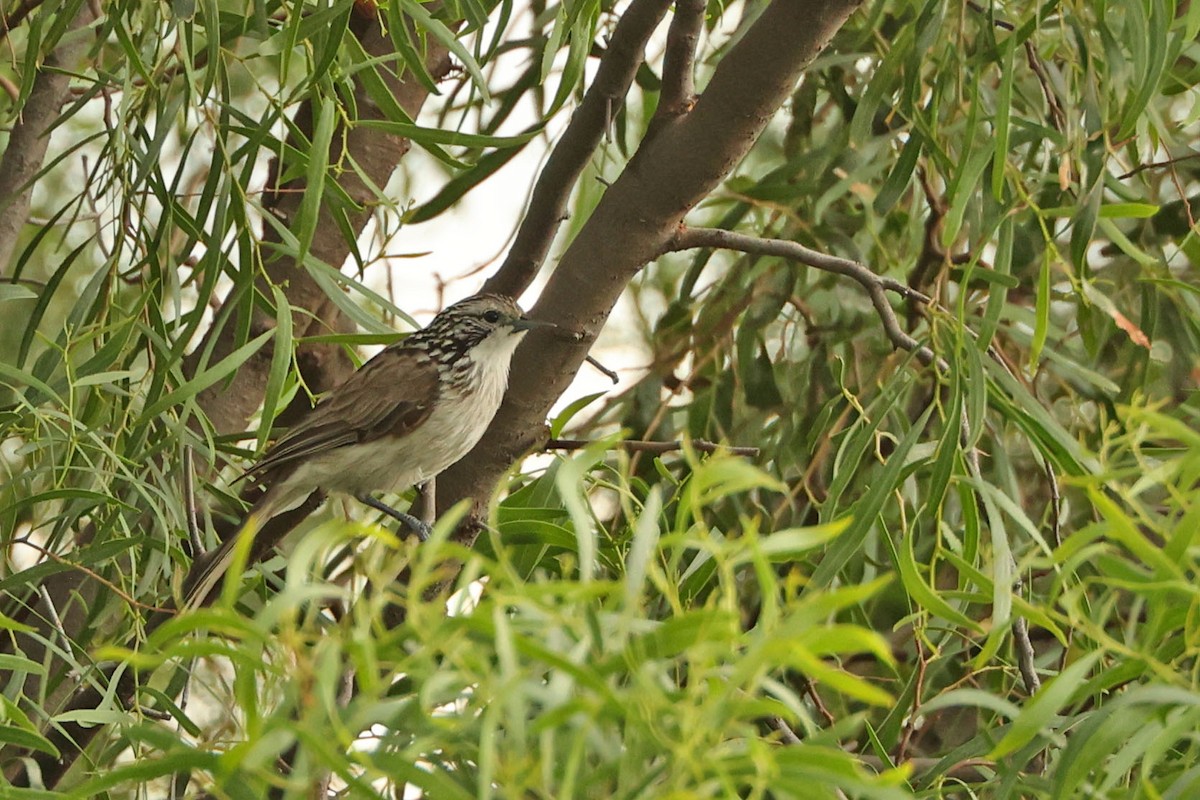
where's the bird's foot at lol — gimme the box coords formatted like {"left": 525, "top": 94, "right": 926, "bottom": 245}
{"left": 356, "top": 494, "right": 431, "bottom": 542}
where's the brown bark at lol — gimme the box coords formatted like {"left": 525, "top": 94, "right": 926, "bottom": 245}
{"left": 443, "top": 0, "right": 864, "bottom": 524}
{"left": 484, "top": 0, "right": 675, "bottom": 298}
{"left": 0, "top": 5, "right": 97, "bottom": 275}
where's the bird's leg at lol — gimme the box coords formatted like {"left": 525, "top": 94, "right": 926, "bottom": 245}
{"left": 417, "top": 479, "right": 435, "bottom": 527}
{"left": 356, "top": 494, "right": 431, "bottom": 542}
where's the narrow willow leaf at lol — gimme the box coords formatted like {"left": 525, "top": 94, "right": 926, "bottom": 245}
{"left": 873, "top": 132, "right": 922, "bottom": 215}
{"left": 991, "top": 40, "right": 1015, "bottom": 200}
{"left": 400, "top": 0, "right": 490, "bottom": 101}
{"left": 260, "top": 286, "right": 294, "bottom": 450}
{"left": 894, "top": 525, "right": 982, "bottom": 632}
{"left": 0, "top": 285, "right": 37, "bottom": 302}
{"left": 623, "top": 488, "right": 662, "bottom": 612}
{"left": 811, "top": 400, "right": 935, "bottom": 587}
{"left": 295, "top": 89, "right": 337, "bottom": 261}
{"left": 356, "top": 118, "right": 538, "bottom": 149}
{"left": 135, "top": 330, "right": 273, "bottom": 424}
{"left": 989, "top": 650, "right": 1105, "bottom": 759}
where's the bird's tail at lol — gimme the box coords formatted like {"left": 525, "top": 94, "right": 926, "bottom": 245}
{"left": 179, "top": 508, "right": 269, "bottom": 611}
{"left": 178, "top": 481, "right": 302, "bottom": 610}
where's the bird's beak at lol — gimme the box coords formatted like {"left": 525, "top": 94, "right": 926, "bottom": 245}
{"left": 511, "top": 316, "right": 556, "bottom": 332}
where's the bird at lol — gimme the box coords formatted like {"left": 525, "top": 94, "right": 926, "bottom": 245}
{"left": 182, "top": 293, "right": 552, "bottom": 608}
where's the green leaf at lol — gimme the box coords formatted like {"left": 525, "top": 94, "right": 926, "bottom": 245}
{"left": 295, "top": 88, "right": 337, "bottom": 260}
{"left": 811, "top": 399, "right": 935, "bottom": 587}
{"left": 894, "top": 527, "right": 982, "bottom": 633}
{"left": 0, "top": 724, "right": 60, "bottom": 759}
{"left": 739, "top": 519, "right": 850, "bottom": 564}
{"left": 550, "top": 392, "right": 607, "bottom": 438}
{"left": 259, "top": 286, "right": 294, "bottom": 450}
{"left": 1029, "top": 246, "right": 1052, "bottom": 371}
{"left": 989, "top": 650, "right": 1104, "bottom": 759}
{"left": 355, "top": 118, "right": 538, "bottom": 149}
{"left": 0, "top": 284, "right": 37, "bottom": 302}
{"left": 1098, "top": 202, "right": 1159, "bottom": 218}
{"left": 136, "top": 329, "right": 273, "bottom": 424}
{"left": 399, "top": 0, "right": 489, "bottom": 101}
{"left": 874, "top": 132, "right": 923, "bottom": 215}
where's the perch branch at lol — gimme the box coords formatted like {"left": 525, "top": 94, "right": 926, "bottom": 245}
{"left": 483, "top": 0, "right": 675, "bottom": 297}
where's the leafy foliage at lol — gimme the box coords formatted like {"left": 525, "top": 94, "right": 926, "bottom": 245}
{"left": 2, "top": 0, "right": 1200, "bottom": 797}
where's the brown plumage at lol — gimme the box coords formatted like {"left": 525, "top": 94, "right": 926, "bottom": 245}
{"left": 183, "top": 294, "right": 552, "bottom": 608}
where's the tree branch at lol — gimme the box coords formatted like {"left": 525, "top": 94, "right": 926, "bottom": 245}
{"left": 655, "top": 0, "right": 706, "bottom": 121}
{"left": 664, "top": 226, "right": 936, "bottom": 365}
{"left": 0, "top": 4, "right": 97, "bottom": 276}
{"left": 482, "top": 0, "right": 675, "bottom": 297}
{"left": 546, "top": 438, "right": 760, "bottom": 457}
{"left": 439, "top": 0, "right": 864, "bottom": 523}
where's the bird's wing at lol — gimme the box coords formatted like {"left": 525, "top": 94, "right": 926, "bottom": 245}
{"left": 244, "top": 346, "right": 440, "bottom": 482}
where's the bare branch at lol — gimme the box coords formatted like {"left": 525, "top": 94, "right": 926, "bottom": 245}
{"left": 656, "top": 0, "right": 706, "bottom": 121}
{"left": 666, "top": 229, "right": 1053, "bottom": 696}
{"left": 965, "top": 1, "right": 1065, "bottom": 134}
{"left": 6, "top": 11, "right": 448, "bottom": 787}
{"left": 545, "top": 438, "right": 760, "bottom": 457}
{"left": 482, "top": 0, "right": 675, "bottom": 297}
{"left": 1117, "top": 150, "right": 1200, "bottom": 180}
{"left": 585, "top": 354, "right": 620, "bottom": 384}
{"left": 665, "top": 226, "right": 936, "bottom": 365}
{"left": 0, "top": 0, "right": 46, "bottom": 43}
{"left": 13, "top": 539, "right": 173, "bottom": 614}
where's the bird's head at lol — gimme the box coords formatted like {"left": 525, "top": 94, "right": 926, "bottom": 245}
{"left": 412, "top": 294, "right": 553, "bottom": 368}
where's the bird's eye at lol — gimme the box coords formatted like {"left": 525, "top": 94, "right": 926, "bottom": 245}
{"left": 482, "top": 309, "right": 502, "bottom": 323}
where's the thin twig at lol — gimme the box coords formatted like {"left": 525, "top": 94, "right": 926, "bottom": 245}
{"left": 37, "top": 585, "right": 68, "bottom": 646}
{"left": 19, "top": 540, "right": 174, "bottom": 614}
{"left": 896, "top": 635, "right": 927, "bottom": 761}
{"left": 964, "top": 1, "right": 1065, "bottom": 133}
{"left": 668, "top": 226, "right": 1048, "bottom": 696}
{"left": 769, "top": 715, "right": 803, "bottom": 744}
{"left": 483, "top": 0, "right": 675, "bottom": 297}
{"left": 0, "top": 0, "right": 45, "bottom": 40}
{"left": 1012, "top": 610, "right": 1041, "bottom": 694}
{"left": 664, "top": 226, "right": 938, "bottom": 365}
{"left": 1117, "top": 151, "right": 1200, "bottom": 180}
{"left": 656, "top": 0, "right": 706, "bottom": 121}
{"left": 585, "top": 354, "right": 620, "bottom": 384}
{"left": 1044, "top": 457, "right": 1061, "bottom": 550}
{"left": 1023, "top": 40, "right": 1067, "bottom": 134}
{"left": 804, "top": 679, "right": 836, "bottom": 727}
{"left": 545, "top": 437, "right": 760, "bottom": 457}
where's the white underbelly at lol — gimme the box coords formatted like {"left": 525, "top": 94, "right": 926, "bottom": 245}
{"left": 288, "top": 377, "right": 504, "bottom": 500}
